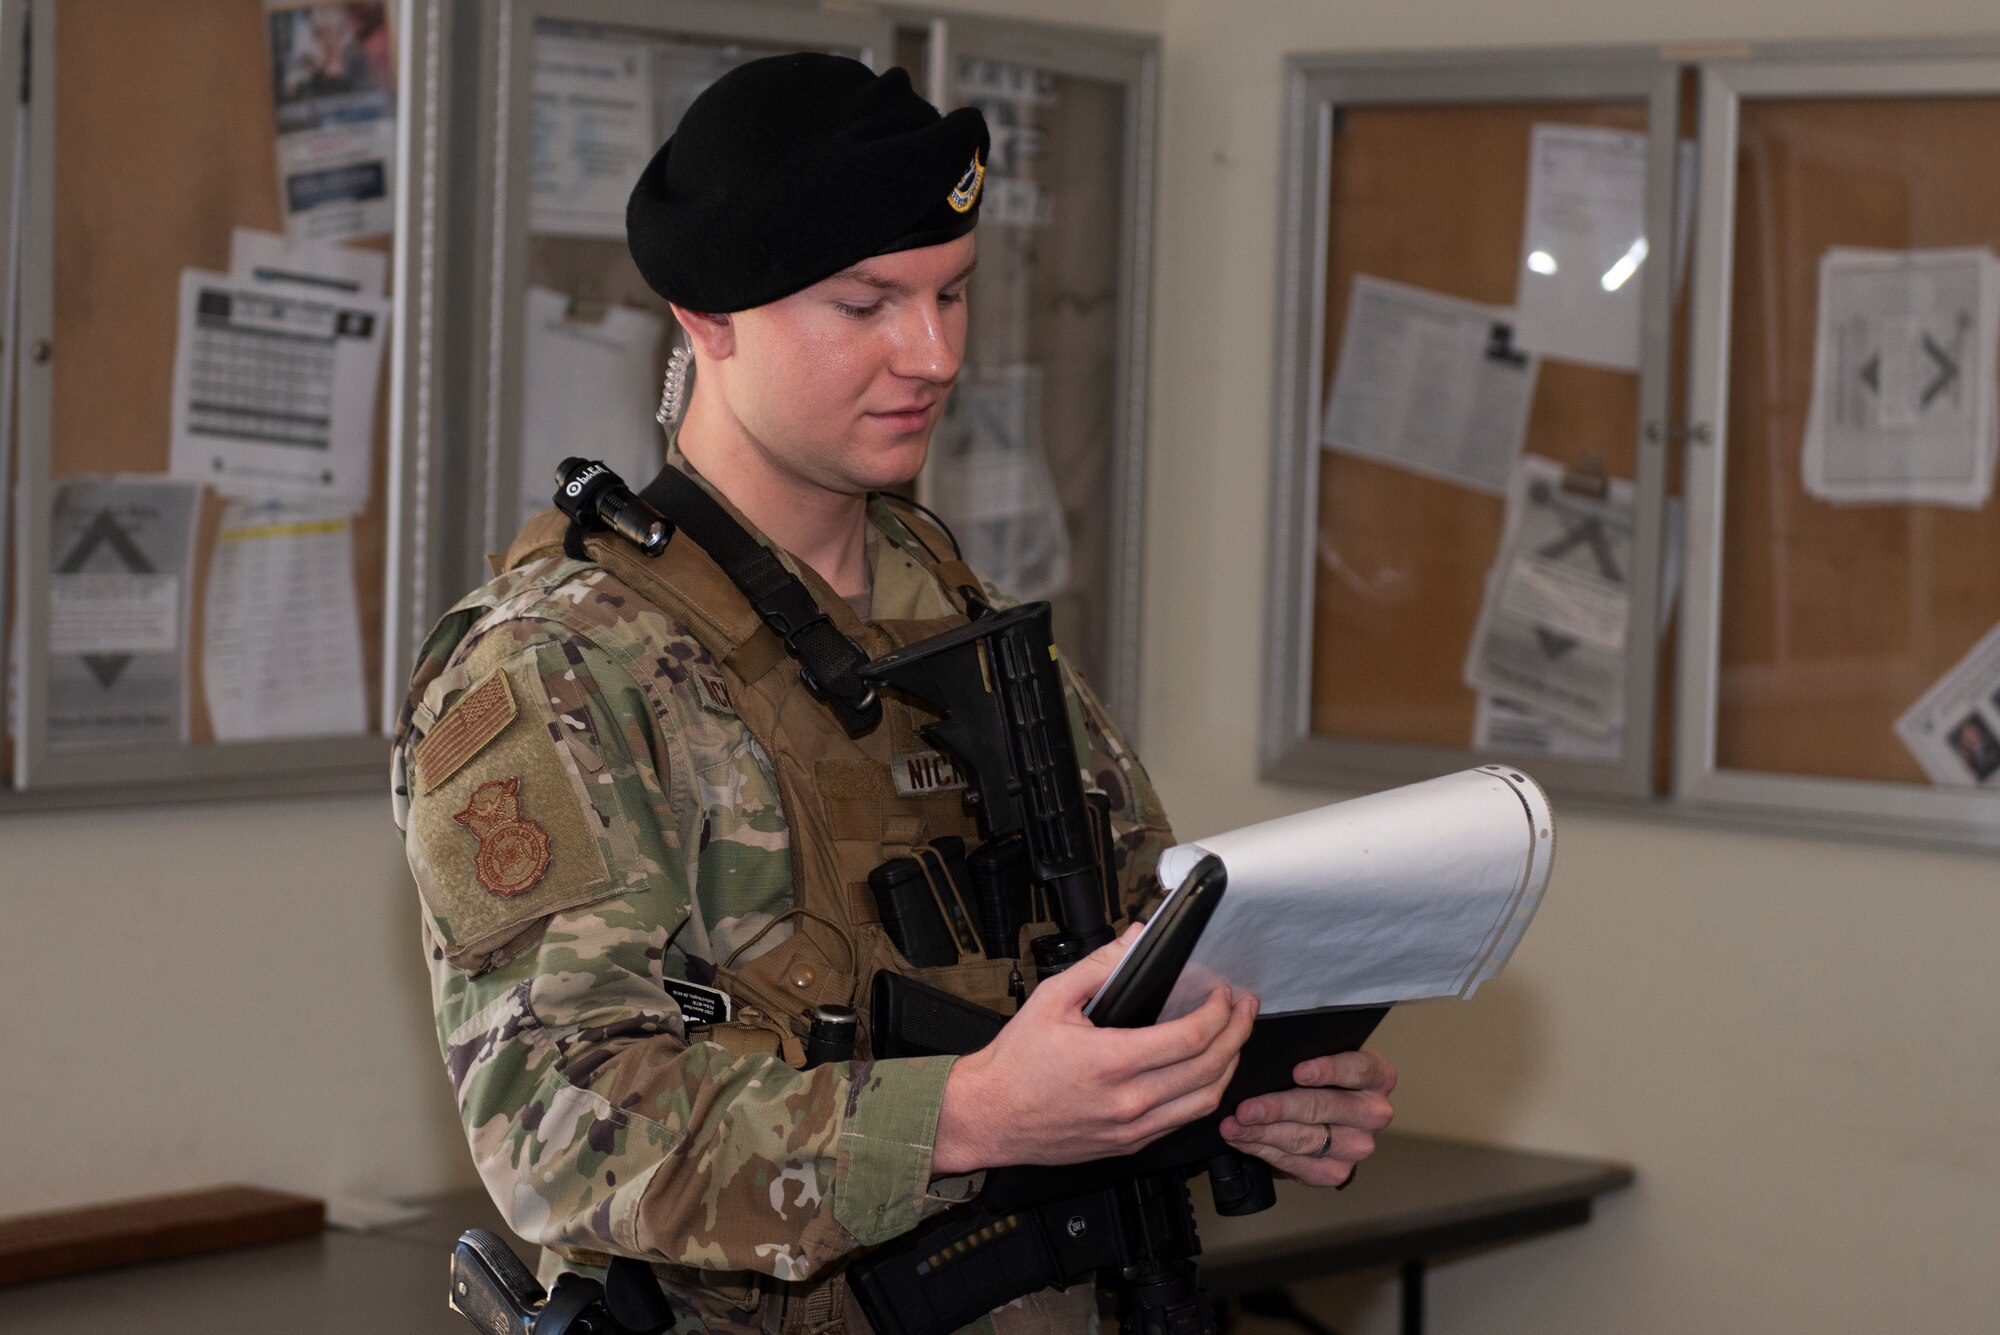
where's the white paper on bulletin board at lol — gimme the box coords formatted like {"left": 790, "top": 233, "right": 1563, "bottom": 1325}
{"left": 1513, "top": 123, "right": 1651, "bottom": 372}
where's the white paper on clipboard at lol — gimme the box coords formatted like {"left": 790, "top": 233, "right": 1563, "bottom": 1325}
{"left": 1094, "top": 769, "right": 1555, "bottom": 1023}
{"left": 1463, "top": 455, "right": 1636, "bottom": 734}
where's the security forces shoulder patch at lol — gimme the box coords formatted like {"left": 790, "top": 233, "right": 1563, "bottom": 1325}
{"left": 948, "top": 150, "right": 985, "bottom": 213}
{"left": 453, "top": 776, "right": 553, "bottom": 897}
{"left": 406, "top": 659, "right": 613, "bottom": 969}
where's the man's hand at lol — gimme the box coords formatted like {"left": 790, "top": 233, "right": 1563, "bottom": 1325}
{"left": 933, "top": 926, "right": 1259, "bottom": 1175}
{"left": 1218, "top": 1049, "right": 1397, "bottom": 1188}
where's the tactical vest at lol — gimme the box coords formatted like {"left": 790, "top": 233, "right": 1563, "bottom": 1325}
{"left": 503, "top": 502, "right": 1032, "bottom": 1075}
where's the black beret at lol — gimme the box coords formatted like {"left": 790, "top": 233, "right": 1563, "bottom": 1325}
{"left": 626, "top": 53, "right": 990, "bottom": 313}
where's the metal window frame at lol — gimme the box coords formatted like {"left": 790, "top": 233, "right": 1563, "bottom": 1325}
{"left": 3, "top": 0, "right": 389, "bottom": 805}
{"left": 385, "top": 0, "right": 476, "bottom": 746}
{"left": 913, "top": 13, "right": 1159, "bottom": 740}
{"left": 0, "top": 0, "right": 28, "bottom": 776}
{"left": 1260, "top": 48, "right": 1682, "bottom": 800}
{"left": 1676, "top": 53, "right": 2000, "bottom": 847}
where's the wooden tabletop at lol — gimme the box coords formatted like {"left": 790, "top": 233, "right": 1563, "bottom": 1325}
{"left": 2, "top": 1133, "right": 1630, "bottom": 1332}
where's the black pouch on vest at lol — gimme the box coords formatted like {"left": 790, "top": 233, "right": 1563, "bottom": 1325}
{"left": 869, "top": 856, "right": 959, "bottom": 967}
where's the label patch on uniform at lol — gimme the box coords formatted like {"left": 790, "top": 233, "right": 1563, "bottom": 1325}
{"left": 694, "top": 673, "right": 737, "bottom": 715}
{"left": 415, "top": 669, "right": 517, "bottom": 794}
{"left": 453, "top": 776, "right": 553, "bottom": 897}
{"left": 893, "top": 748, "right": 968, "bottom": 796}
{"left": 663, "top": 978, "right": 734, "bottom": 1026}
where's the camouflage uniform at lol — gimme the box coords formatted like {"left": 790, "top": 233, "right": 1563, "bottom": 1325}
{"left": 392, "top": 450, "right": 1174, "bottom": 1333}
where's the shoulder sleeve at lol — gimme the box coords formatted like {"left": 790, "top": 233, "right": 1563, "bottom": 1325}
{"left": 407, "top": 629, "right": 956, "bottom": 1283}
{"left": 1061, "top": 659, "right": 1177, "bottom": 921}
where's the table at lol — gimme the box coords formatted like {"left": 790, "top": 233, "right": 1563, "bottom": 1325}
{"left": 2, "top": 1133, "right": 1630, "bottom": 1334}
{"left": 1196, "top": 1133, "right": 1634, "bottom": 1334}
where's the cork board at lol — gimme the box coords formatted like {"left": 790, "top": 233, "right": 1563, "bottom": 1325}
{"left": 1310, "top": 100, "right": 1652, "bottom": 752}
{"left": 47, "top": 0, "right": 392, "bottom": 742}
{"left": 1713, "top": 95, "right": 2000, "bottom": 784}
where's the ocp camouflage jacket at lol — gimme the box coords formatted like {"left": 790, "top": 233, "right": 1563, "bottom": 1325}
{"left": 392, "top": 459, "right": 1173, "bottom": 1333}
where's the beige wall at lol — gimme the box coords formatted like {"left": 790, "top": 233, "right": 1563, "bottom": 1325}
{"left": 1143, "top": 0, "right": 2000, "bottom": 1331}
{"left": 1, "top": 795, "right": 468, "bottom": 1215}
{"left": 5, "top": 1, "right": 1998, "bottom": 1331}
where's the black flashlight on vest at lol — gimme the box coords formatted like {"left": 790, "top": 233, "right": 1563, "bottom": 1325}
{"left": 555, "top": 457, "right": 672, "bottom": 556}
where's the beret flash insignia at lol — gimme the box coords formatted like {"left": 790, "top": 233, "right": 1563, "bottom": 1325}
{"left": 948, "top": 150, "right": 985, "bottom": 213}
{"left": 453, "top": 776, "right": 553, "bottom": 897}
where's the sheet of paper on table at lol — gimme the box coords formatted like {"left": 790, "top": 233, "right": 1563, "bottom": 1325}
{"left": 1472, "top": 495, "right": 1681, "bottom": 758}
{"left": 264, "top": 0, "right": 397, "bottom": 242}
{"left": 1321, "top": 275, "right": 1538, "bottom": 495}
{"left": 1513, "top": 123, "right": 1652, "bottom": 372}
{"left": 46, "top": 477, "right": 202, "bottom": 747}
{"left": 1894, "top": 617, "right": 2000, "bottom": 788}
{"left": 167, "top": 268, "right": 389, "bottom": 513}
{"left": 201, "top": 501, "right": 368, "bottom": 742}
{"left": 1802, "top": 247, "right": 2000, "bottom": 509}
{"left": 519, "top": 287, "right": 667, "bottom": 527}
{"left": 530, "top": 31, "right": 657, "bottom": 238}
{"left": 1463, "top": 454, "right": 1636, "bottom": 736}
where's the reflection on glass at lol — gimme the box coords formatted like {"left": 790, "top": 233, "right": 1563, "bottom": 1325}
{"left": 1713, "top": 94, "right": 2000, "bottom": 787}
{"left": 515, "top": 24, "right": 818, "bottom": 536}
{"left": 1512, "top": 122, "right": 1650, "bottom": 372}
{"left": 1601, "top": 236, "right": 1648, "bottom": 292}
{"left": 928, "top": 56, "right": 1126, "bottom": 686}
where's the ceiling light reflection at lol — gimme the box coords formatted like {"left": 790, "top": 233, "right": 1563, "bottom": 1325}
{"left": 1600, "top": 237, "right": 1649, "bottom": 292}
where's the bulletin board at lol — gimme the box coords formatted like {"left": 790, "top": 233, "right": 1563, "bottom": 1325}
{"left": 1, "top": 0, "right": 396, "bottom": 791}
{"left": 45, "top": 0, "right": 392, "bottom": 743}
{"left": 1712, "top": 94, "right": 2000, "bottom": 785}
{"left": 1310, "top": 99, "right": 1652, "bottom": 753}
